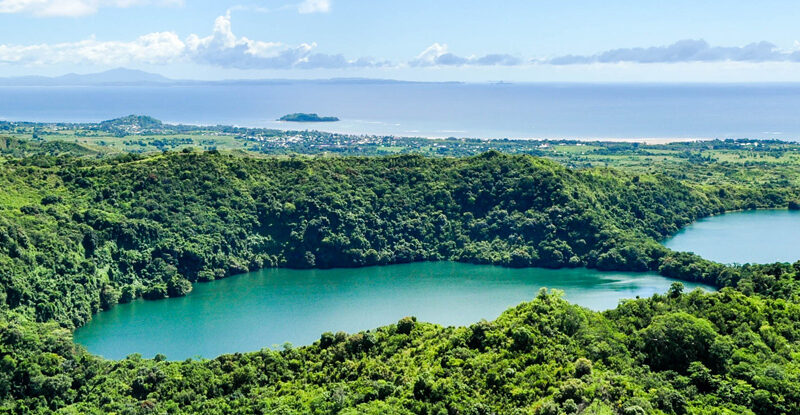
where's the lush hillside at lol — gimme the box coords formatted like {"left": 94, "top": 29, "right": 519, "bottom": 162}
{"left": 5, "top": 276, "right": 800, "bottom": 414}
{"left": 3, "top": 150, "right": 784, "bottom": 327}
{"left": 97, "top": 115, "right": 167, "bottom": 136}
{"left": 1, "top": 149, "right": 800, "bottom": 413}
{"left": 0, "top": 136, "right": 98, "bottom": 158}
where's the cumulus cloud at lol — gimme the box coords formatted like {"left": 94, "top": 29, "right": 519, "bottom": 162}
{"left": 5, "top": 20, "right": 797, "bottom": 73}
{"left": 0, "top": 0, "right": 182, "bottom": 17}
{"left": 297, "top": 0, "right": 329, "bottom": 14}
{"left": 185, "top": 13, "right": 380, "bottom": 69}
{"left": 0, "top": 32, "right": 184, "bottom": 65}
{"left": 549, "top": 39, "right": 800, "bottom": 65}
{"left": 0, "top": 12, "right": 382, "bottom": 69}
{"left": 410, "top": 43, "right": 522, "bottom": 67}
{"left": 408, "top": 39, "right": 800, "bottom": 68}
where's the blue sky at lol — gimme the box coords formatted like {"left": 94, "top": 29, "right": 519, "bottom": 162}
{"left": 1, "top": 0, "right": 800, "bottom": 81}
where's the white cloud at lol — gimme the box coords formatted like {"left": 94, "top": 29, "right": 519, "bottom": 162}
{"left": 0, "top": 0, "right": 182, "bottom": 17}
{"left": 411, "top": 43, "right": 450, "bottom": 66}
{"left": 297, "top": 0, "right": 329, "bottom": 14}
{"left": 184, "top": 12, "right": 373, "bottom": 69}
{"left": 6, "top": 15, "right": 795, "bottom": 74}
{"left": 410, "top": 43, "right": 522, "bottom": 67}
{"left": 0, "top": 32, "right": 184, "bottom": 65}
{"left": 410, "top": 39, "right": 800, "bottom": 68}
{"left": 0, "top": 12, "right": 382, "bottom": 69}
{"left": 549, "top": 39, "right": 800, "bottom": 65}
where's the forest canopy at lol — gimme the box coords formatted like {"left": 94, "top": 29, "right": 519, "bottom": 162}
{"left": 0, "top": 147, "right": 799, "bottom": 413}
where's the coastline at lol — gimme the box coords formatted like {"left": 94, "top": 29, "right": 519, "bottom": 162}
{"left": 267, "top": 124, "right": 712, "bottom": 144}
{"left": 0, "top": 115, "right": 745, "bottom": 144}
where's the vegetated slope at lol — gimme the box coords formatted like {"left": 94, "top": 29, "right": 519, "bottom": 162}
{"left": 96, "top": 115, "right": 166, "bottom": 136}
{"left": 5, "top": 276, "right": 800, "bottom": 414}
{"left": 3, "top": 150, "right": 786, "bottom": 328}
{"left": 1, "top": 150, "right": 800, "bottom": 414}
{"left": 0, "top": 136, "right": 98, "bottom": 158}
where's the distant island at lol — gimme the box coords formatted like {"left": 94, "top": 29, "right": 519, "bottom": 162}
{"left": 278, "top": 113, "right": 340, "bottom": 122}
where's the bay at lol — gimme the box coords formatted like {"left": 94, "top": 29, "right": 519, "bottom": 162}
{"left": 3, "top": 82, "right": 800, "bottom": 140}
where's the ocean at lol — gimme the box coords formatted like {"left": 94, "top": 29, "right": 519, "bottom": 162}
{"left": 1, "top": 81, "right": 799, "bottom": 140}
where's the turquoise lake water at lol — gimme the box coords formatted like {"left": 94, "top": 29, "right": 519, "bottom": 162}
{"left": 663, "top": 209, "right": 800, "bottom": 264}
{"left": 74, "top": 262, "right": 712, "bottom": 360}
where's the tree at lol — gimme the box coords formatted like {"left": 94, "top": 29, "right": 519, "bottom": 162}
{"left": 396, "top": 317, "right": 416, "bottom": 335}
{"left": 574, "top": 358, "right": 592, "bottom": 377}
{"left": 668, "top": 282, "right": 684, "bottom": 298}
{"left": 166, "top": 277, "right": 192, "bottom": 298}
{"left": 99, "top": 285, "right": 120, "bottom": 310}
{"left": 142, "top": 284, "right": 168, "bottom": 300}
{"left": 637, "top": 312, "right": 718, "bottom": 372}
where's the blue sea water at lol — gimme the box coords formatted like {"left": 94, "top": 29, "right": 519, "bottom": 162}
{"left": 1, "top": 81, "right": 800, "bottom": 140}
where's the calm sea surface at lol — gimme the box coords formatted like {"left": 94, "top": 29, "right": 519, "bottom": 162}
{"left": 2, "top": 82, "right": 800, "bottom": 139}
{"left": 74, "top": 262, "right": 713, "bottom": 360}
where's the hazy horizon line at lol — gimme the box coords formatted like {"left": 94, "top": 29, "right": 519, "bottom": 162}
{"left": 6, "top": 67, "right": 800, "bottom": 86}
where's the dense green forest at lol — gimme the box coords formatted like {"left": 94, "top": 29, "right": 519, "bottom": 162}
{"left": 1, "top": 144, "right": 800, "bottom": 413}
{"left": 4, "top": 150, "right": 791, "bottom": 327}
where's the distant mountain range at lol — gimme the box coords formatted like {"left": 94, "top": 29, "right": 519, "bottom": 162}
{"left": 0, "top": 68, "right": 440, "bottom": 86}
{"left": 0, "top": 68, "right": 173, "bottom": 86}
